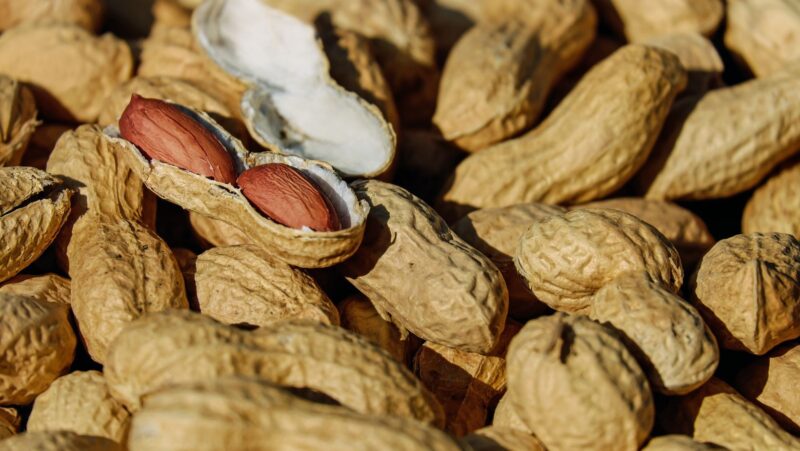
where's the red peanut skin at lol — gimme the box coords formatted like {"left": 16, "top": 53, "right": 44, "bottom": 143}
{"left": 119, "top": 94, "right": 237, "bottom": 184}
{"left": 238, "top": 164, "right": 341, "bottom": 232}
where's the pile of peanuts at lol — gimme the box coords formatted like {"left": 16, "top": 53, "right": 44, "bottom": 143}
{"left": 0, "top": 0, "right": 799, "bottom": 450}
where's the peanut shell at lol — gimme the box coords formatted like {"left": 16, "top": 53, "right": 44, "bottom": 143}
{"left": 127, "top": 377, "right": 460, "bottom": 451}
{"left": 0, "top": 273, "right": 70, "bottom": 305}
{"left": 338, "top": 294, "right": 411, "bottom": 363}
{"left": 660, "top": 378, "right": 800, "bottom": 450}
{"left": 0, "top": 292, "right": 76, "bottom": 405}
{"left": 642, "top": 435, "right": 723, "bottom": 451}
{"left": 0, "top": 166, "right": 72, "bottom": 283}
{"left": 690, "top": 233, "right": 800, "bottom": 355}
{"left": 515, "top": 208, "right": 683, "bottom": 314}
{"left": 104, "top": 310, "right": 445, "bottom": 426}
{"left": 578, "top": 197, "right": 714, "bottom": 269}
{"left": 0, "top": 408, "right": 19, "bottom": 440}
{"left": 0, "top": 431, "right": 121, "bottom": 451}
{"left": 341, "top": 180, "right": 508, "bottom": 353}
{"left": 733, "top": 342, "right": 800, "bottom": 434}
{"left": 0, "top": 76, "right": 38, "bottom": 167}
{"left": 188, "top": 211, "right": 251, "bottom": 248}
{"left": 589, "top": 273, "right": 718, "bottom": 395}
{"left": 506, "top": 314, "right": 654, "bottom": 451}
{"left": 0, "top": 0, "right": 105, "bottom": 32}
{"left": 192, "top": 244, "right": 338, "bottom": 327}
{"left": 491, "top": 392, "right": 531, "bottom": 434}
{"left": 594, "top": 0, "right": 723, "bottom": 41}
{"left": 743, "top": 161, "right": 800, "bottom": 237}
{"left": 643, "top": 32, "right": 723, "bottom": 96}
{"left": 452, "top": 203, "right": 565, "bottom": 319}
{"left": 0, "top": 25, "right": 132, "bottom": 122}
{"left": 725, "top": 0, "right": 800, "bottom": 78}
{"left": 641, "top": 65, "right": 800, "bottom": 200}
{"left": 28, "top": 371, "right": 131, "bottom": 444}
{"left": 434, "top": 0, "right": 596, "bottom": 151}
{"left": 113, "top": 106, "right": 368, "bottom": 268}
{"left": 462, "top": 426, "right": 546, "bottom": 451}
{"left": 439, "top": 44, "right": 686, "bottom": 220}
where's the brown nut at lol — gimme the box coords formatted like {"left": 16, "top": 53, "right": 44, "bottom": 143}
{"left": 119, "top": 94, "right": 236, "bottom": 184}
{"left": 690, "top": 233, "right": 800, "bottom": 355}
{"left": 237, "top": 163, "right": 341, "bottom": 232}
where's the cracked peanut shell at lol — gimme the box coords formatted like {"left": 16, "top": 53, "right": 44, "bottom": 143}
{"left": 515, "top": 208, "right": 683, "bottom": 314}
{"left": 690, "top": 233, "right": 800, "bottom": 355}
{"left": 28, "top": 370, "right": 131, "bottom": 444}
{"left": 341, "top": 179, "right": 508, "bottom": 354}
{"left": 506, "top": 314, "right": 654, "bottom": 451}
{"left": 104, "top": 310, "right": 444, "bottom": 426}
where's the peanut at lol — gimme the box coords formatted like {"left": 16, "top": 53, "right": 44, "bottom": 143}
{"left": 127, "top": 377, "right": 461, "bottom": 451}
{"left": 660, "top": 378, "right": 800, "bottom": 450}
{"left": 188, "top": 211, "right": 251, "bottom": 248}
{"left": 190, "top": 244, "right": 339, "bottom": 326}
{"left": 594, "top": 0, "right": 723, "bottom": 41}
{"left": 438, "top": 44, "right": 686, "bottom": 220}
{"left": 491, "top": 392, "right": 531, "bottom": 434}
{"left": 28, "top": 371, "right": 131, "bottom": 444}
{"left": 462, "top": 426, "right": 547, "bottom": 451}
{"left": 237, "top": 163, "right": 341, "bottom": 232}
{"left": 0, "top": 292, "right": 76, "bottom": 405}
{"left": 0, "top": 431, "right": 121, "bottom": 451}
{"left": 0, "top": 0, "right": 105, "bottom": 32}
{"left": 743, "top": 160, "right": 800, "bottom": 237}
{"left": 0, "top": 76, "right": 38, "bottom": 167}
{"left": 690, "top": 233, "right": 800, "bottom": 354}
{"left": 515, "top": 208, "right": 683, "bottom": 314}
{"left": 642, "top": 435, "right": 722, "bottom": 451}
{"left": 0, "top": 25, "right": 132, "bottom": 122}
{"left": 733, "top": 342, "right": 800, "bottom": 434}
{"left": 506, "top": 314, "right": 654, "bottom": 451}
{"left": 452, "top": 203, "right": 565, "bottom": 319}
{"left": 104, "top": 310, "right": 445, "bottom": 426}
{"left": 725, "top": 0, "right": 800, "bottom": 78}
{"left": 341, "top": 180, "right": 508, "bottom": 353}
{"left": 120, "top": 95, "right": 237, "bottom": 184}
{"left": 642, "top": 32, "right": 724, "bottom": 96}
{"left": 0, "top": 273, "right": 70, "bottom": 305}
{"left": 0, "top": 408, "right": 18, "bottom": 440}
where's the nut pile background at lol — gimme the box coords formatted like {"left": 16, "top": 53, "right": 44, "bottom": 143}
{"left": 0, "top": 0, "right": 800, "bottom": 450}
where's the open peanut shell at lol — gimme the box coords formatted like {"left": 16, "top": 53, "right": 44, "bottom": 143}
{"left": 192, "top": 0, "right": 396, "bottom": 179}
{"left": 110, "top": 105, "right": 368, "bottom": 269}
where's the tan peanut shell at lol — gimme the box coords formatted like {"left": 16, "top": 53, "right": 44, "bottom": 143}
{"left": 725, "top": 0, "right": 800, "bottom": 78}
{"left": 643, "top": 32, "right": 723, "bottom": 96}
{"left": 452, "top": 203, "right": 565, "bottom": 319}
{"left": 0, "top": 166, "right": 72, "bottom": 283}
{"left": 415, "top": 322, "right": 520, "bottom": 436}
{"left": 318, "top": 21, "right": 400, "bottom": 131}
{"left": 641, "top": 65, "right": 800, "bottom": 201}
{"left": 0, "top": 0, "right": 105, "bottom": 32}
{"left": 97, "top": 76, "right": 234, "bottom": 127}
{"left": 152, "top": 0, "right": 192, "bottom": 28}
{"left": 660, "top": 378, "right": 800, "bottom": 450}
{"left": 188, "top": 211, "right": 251, "bottom": 248}
{"left": 0, "top": 292, "right": 76, "bottom": 405}
{"left": 642, "top": 435, "right": 723, "bottom": 451}
{"left": 0, "top": 408, "right": 19, "bottom": 440}
{"left": 104, "top": 310, "right": 445, "bottom": 426}
{"left": 0, "top": 273, "right": 70, "bottom": 305}
{"left": 127, "top": 378, "right": 461, "bottom": 451}
{"left": 506, "top": 314, "right": 654, "bottom": 451}
{"left": 439, "top": 44, "right": 686, "bottom": 220}
{"left": 192, "top": 244, "right": 339, "bottom": 327}
{"left": 28, "top": 371, "right": 131, "bottom": 443}
{"left": 434, "top": 0, "right": 597, "bottom": 151}
{"left": 491, "top": 392, "right": 531, "bottom": 434}
{"left": 743, "top": 161, "right": 800, "bottom": 237}
{"left": 578, "top": 197, "right": 715, "bottom": 269}
{"left": 0, "top": 76, "right": 38, "bottom": 167}
{"left": 341, "top": 180, "right": 508, "bottom": 353}
{"left": 260, "top": 0, "right": 438, "bottom": 125}
{"left": 594, "top": 0, "right": 723, "bottom": 42}
{"left": 589, "top": 273, "right": 718, "bottom": 395}
{"left": 690, "top": 233, "right": 800, "bottom": 355}
{"left": 338, "top": 294, "right": 411, "bottom": 363}
{"left": 733, "top": 342, "right": 800, "bottom": 434}
{"left": 515, "top": 208, "right": 683, "bottom": 314}
{"left": 114, "top": 107, "right": 369, "bottom": 268}
{"left": 0, "top": 25, "right": 132, "bottom": 122}
{"left": 0, "top": 431, "right": 122, "bottom": 451}
{"left": 138, "top": 25, "right": 245, "bottom": 116}
{"left": 462, "top": 426, "right": 547, "bottom": 451}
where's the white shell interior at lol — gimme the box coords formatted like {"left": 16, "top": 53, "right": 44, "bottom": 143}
{"left": 194, "top": 0, "right": 395, "bottom": 177}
